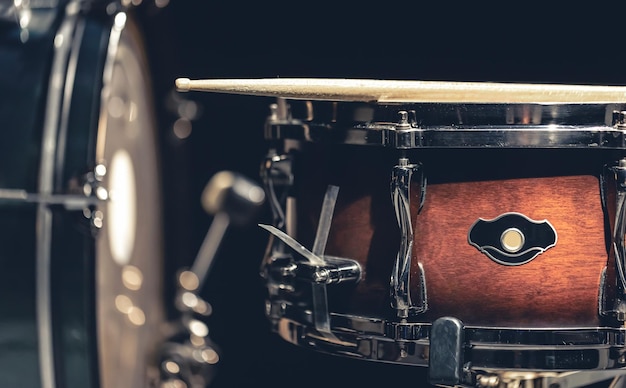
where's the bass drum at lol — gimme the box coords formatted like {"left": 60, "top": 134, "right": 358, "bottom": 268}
{"left": 0, "top": 1, "right": 165, "bottom": 387}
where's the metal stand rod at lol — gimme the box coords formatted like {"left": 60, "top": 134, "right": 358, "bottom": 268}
{"left": 190, "top": 211, "right": 230, "bottom": 292}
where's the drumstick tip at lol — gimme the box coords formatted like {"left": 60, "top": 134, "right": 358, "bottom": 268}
{"left": 175, "top": 77, "right": 190, "bottom": 92}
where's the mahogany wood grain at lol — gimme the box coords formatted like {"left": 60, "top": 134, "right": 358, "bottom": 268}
{"left": 295, "top": 144, "right": 612, "bottom": 328}
{"left": 413, "top": 176, "right": 606, "bottom": 327}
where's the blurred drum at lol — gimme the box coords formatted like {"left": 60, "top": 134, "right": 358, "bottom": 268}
{"left": 254, "top": 91, "right": 626, "bottom": 386}
{"left": 0, "top": 1, "right": 165, "bottom": 387}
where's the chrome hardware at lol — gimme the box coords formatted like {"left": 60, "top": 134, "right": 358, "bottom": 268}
{"left": 468, "top": 212, "right": 558, "bottom": 266}
{"left": 613, "top": 110, "right": 626, "bottom": 127}
{"left": 267, "top": 300, "right": 626, "bottom": 385}
{"left": 265, "top": 99, "right": 304, "bottom": 142}
{"left": 504, "top": 105, "right": 543, "bottom": 125}
{"left": 390, "top": 157, "right": 427, "bottom": 318}
{"left": 611, "top": 159, "right": 626, "bottom": 291}
{"left": 300, "top": 256, "right": 361, "bottom": 285}
{"left": 263, "top": 101, "right": 626, "bottom": 149}
{"left": 159, "top": 270, "right": 219, "bottom": 388}
{"left": 394, "top": 110, "right": 418, "bottom": 149}
{"left": 260, "top": 151, "right": 296, "bottom": 297}
{"left": 259, "top": 185, "right": 361, "bottom": 345}
{"left": 0, "top": 164, "right": 108, "bottom": 211}
{"left": 0, "top": 189, "right": 103, "bottom": 208}
{"left": 261, "top": 152, "right": 293, "bottom": 232}
{"left": 270, "top": 98, "right": 292, "bottom": 122}
{"left": 474, "top": 371, "right": 626, "bottom": 388}
{"left": 78, "top": 163, "right": 109, "bottom": 208}
{"left": 72, "top": 165, "right": 109, "bottom": 234}
{"left": 476, "top": 374, "right": 500, "bottom": 387}
{"left": 260, "top": 225, "right": 361, "bottom": 286}
{"left": 259, "top": 224, "right": 354, "bottom": 344}
{"left": 267, "top": 122, "right": 626, "bottom": 149}
{"left": 396, "top": 110, "right": 411, "bottom": 130}
{"left": 605, "top": 159, "right": 626, "bottom": 321}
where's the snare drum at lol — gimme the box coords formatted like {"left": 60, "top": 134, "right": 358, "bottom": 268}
{"left": 260, "top": 97, "right": 626, "bottom": 386}
{"left": 0, "top": 2, "right": 164, "bottom": 387}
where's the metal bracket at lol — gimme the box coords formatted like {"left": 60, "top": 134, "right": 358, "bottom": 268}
{"left": 293, "top": 255, "right": 361, "bottom": 285}
{"left": 261, "top": 152, "right": 293, "bottom": 231}
{"left": 259, "top": 185, "right": 359, "bottom": 345}
{"left": 259, "top": 151, "right": 296, "bottom": 297}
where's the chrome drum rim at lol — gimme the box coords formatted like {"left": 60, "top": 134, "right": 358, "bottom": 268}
{"left": 268, "top": 300, "right": 626, "bottom": 373}
{"left": 264, "top": 100, "right": 626, "bottom": 149}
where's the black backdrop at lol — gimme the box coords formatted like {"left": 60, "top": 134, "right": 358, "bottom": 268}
{"left": 129, "top": 2, "right": 626, "bottom": 387}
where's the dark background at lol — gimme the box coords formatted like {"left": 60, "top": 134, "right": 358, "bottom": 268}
{"left": 130, "top": 2, "right": 626, "bottom": 387}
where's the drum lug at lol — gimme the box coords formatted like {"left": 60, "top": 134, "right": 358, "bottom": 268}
{"left": 604, "top": 159, "right": 626, "bottom": 320}
{"left": 390, "top": 156, "right": 428, "bottom": 318}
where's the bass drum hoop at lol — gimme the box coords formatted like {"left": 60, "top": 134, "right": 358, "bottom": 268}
{"left": 35, "top": 4, "right": 167, "bottom": 387}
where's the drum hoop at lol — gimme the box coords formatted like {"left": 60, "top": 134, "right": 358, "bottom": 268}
{"left": 269, "top": 300, "right": 626, "bottom": 371}
{"left": 32, "top": 4, "right": 145, "bottom": 388}
{"left": 265, "top": 122, "right": 626, "bottom": 149}
{"left": 36, "top": 3, "right": 83, "bottom": 388}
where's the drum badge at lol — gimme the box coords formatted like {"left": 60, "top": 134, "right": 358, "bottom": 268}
{"left": 468, "top": 212, "right": 557, "bottom": 266}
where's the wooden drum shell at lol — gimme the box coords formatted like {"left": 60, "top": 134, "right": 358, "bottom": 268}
{"left": 294, "top": 144, "right": 613, "bottom": 328}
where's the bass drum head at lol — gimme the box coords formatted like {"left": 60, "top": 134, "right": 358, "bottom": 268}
{"left": 95, "top": 14, "right": 164, "bottom": 388}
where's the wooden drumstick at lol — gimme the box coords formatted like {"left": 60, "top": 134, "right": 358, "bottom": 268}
{"left": 175, "top": 77, "right": 626, "bottom": 104}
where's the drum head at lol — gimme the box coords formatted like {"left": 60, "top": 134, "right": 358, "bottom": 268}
{"left": 94, "top": 15, "right": 165, "bottom": 388}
